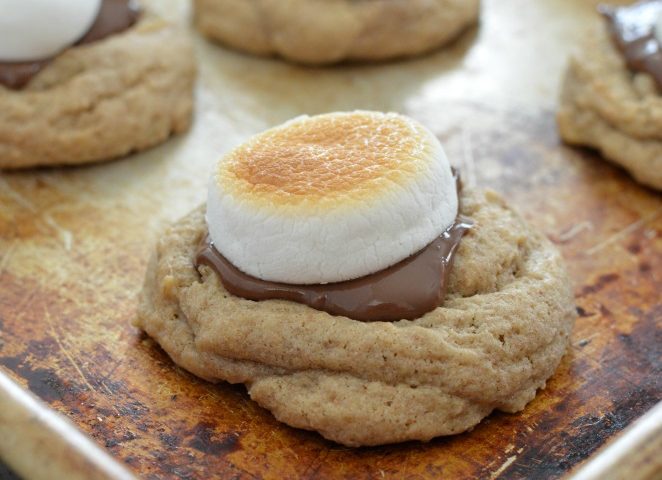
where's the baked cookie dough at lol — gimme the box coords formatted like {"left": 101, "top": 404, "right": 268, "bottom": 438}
{"left": 557, "top": 4, "right": 662, "bottom": 190}
{"left": 136, "top": 188, "right": 576, "bottom": 447}
{"left": 193, "top": 0, "right": 480, "bottom": 64}
{"left": 0, "top": 10, "right": 196, "bottom": 169}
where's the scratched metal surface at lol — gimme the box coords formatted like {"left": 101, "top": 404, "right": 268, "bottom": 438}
{"left": 0, "top": 461, "right": 20, "bottom": 480}
{"left": 0, "top": 0, "right": 660, "bottom": 479}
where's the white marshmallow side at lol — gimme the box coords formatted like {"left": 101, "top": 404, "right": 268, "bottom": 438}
{"left": 656, "top": 10, "right": 662, "bottom": 43}
{"left": 0, "top": 0, "right": 101, "bottom": 62}
{"left": 206, "top": 120, "right": 458, "bottom": 285}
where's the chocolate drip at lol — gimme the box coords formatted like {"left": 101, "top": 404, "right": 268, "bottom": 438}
{"left": 0, "top": 0, "right": 141, "bottom": 90}
{"left": 600, "top": 0, "right": 662, "bottom": 91}
{"left": 195, "top": 215, "right": 472, "bottom": 323}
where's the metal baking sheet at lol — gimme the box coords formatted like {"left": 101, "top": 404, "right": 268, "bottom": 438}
{"left": 0, "top": 0, "right": 660, "bottom": 478}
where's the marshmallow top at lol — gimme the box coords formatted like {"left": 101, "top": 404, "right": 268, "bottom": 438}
{"left": 0, "top": 0, "right": 101, "bottom": 62}
{"left": 207, "top": 111, "right": 458, "bottom": 284}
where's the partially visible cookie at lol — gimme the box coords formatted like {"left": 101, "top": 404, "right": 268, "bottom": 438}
{"left": 136, "top": 188, "right": 576, "bottom": 447}
{"left": 193, "top": 0, "right": 480, "bottom": 64}
{"left": 0, "top": 10, "right": 196, "bottom": 169}
{"left": 557, "top": 2, "right": 662, "bottom": 190}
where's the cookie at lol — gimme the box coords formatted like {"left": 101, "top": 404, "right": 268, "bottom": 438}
{"left": 136, "top": 188, "right": 576, "bottom": 446}
{"left": 557, "top": 2, "right": 662, "bottom": 190}
{"left": 0, "top": 10, "right": 196, "bottom": 169}
{"left": 193, "top": 0, "right": 480, "bottom": 64}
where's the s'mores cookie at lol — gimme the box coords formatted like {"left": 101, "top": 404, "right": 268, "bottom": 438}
{"left": 558, "top": 0, "right": 662, "bottom": 190}
{"left": 193, "top": 0, "right": 480, "bottom": 65}
{"left": 0, "top": 0, "right": 196, "bottom": 169}
{"left": 136, "top": 111, "right": 576, "bottom": 447}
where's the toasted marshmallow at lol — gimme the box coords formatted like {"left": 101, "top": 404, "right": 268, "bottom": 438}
{"left": 0, "top": 0, "right": 101, "bottom": 62}
{"left": 207, "top": 111, "right": 458, "bottom": 285}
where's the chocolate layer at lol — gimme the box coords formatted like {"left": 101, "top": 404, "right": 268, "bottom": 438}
{"left": 0, "top": 0, "right": 141, "bottom": 90}
{"left": 600, "top": 0, "right": 662, "bottom": 91}
{"left": 195, "top": 215, "right": 472, "bottom": 322}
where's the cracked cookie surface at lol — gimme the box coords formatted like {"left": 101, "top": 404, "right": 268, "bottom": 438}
{"left": 558, "top": 23, "right": 662, "bottom": 190}
{"left": 135, "top": 188, "right": 576, "bottom": 447}
{"left": 193, "top": 0, "right": 480, "bottom": 64}
{"left": 0, "top": 12, "right": 196, "bottom": 169}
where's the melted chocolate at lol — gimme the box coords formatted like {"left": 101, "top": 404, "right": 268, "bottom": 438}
{"left": 0, "top": 0, "right": 141, "bottom": 90}
{"left": 600, "top": 0, "right": 662, "bottom": 91}
{"left": 195, "top": 215, "right": 472, "bottom": 322}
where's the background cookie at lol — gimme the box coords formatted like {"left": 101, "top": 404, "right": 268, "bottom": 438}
{"left": 0, "top": 12, "right": 196, "bottom": 169}
{"left": 194, "top": 0, "right": 480, "bottom": 64}
{"left": 558, "top": 21, "right": 662, "bottom": 190}
{"left": 136, "top": 188, "right": 576, "bottom": 447}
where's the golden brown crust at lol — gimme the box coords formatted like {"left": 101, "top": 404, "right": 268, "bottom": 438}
{"left": 557, "top": 23, "right": 662, "bottom": 190}
{"left": 221, "top": 112, "right": 427, "bottom": 199}
{"left": 193, "top": 0, "right": 480, "bottom": 64}
{"left": 0, "top": 13, "right": 196, "bottom": 169}
{"left": 135, "top": 189, "right": 576, "bottom": 447}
